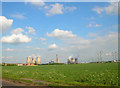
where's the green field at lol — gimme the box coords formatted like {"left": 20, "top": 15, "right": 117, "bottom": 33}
{"left": 2, "top": 63, "right": 119, "bottom": 86}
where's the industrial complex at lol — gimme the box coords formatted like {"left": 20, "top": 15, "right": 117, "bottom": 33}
{"left": 3, "top": 54, "right": 78, "bottom": 66}
{"left": 2, "top": 54, "right": 119, "bottom": 66}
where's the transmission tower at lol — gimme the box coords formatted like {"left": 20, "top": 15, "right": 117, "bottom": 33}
{"left": 97, "top": 52, "right": 100, "bottom": 63}
{"left": 97, "top": 51, "right": 103, "bottom": 63}
{"left": 99, "top": 51, "right": 103, "bottom": 63}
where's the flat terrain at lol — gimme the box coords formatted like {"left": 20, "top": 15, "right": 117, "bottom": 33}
{"left": 2, "top": 63, "right": 119, "bottom": 86}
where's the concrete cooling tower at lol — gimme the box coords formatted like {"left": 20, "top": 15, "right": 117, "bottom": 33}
{"left": 75, "top": 58, "right": 78, "bottom": 64}
{"left": 32, "top": 57, "right": 36, "bottom": 64}
{"left": 26, "top": 57, "right": 31, "bottom": 64}
{"left": 71, "top": 58, "right": 75, "bottom": 63}
{"left": 67, "top": 58, "right": 71, "bottom": 64}
{"left": 37, "top": 57, "right": 41, "bottom": 65}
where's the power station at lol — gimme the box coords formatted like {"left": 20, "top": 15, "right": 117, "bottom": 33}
{"left": 25, "top": 56, "right": 41, "bottom": 66}
{"left": 3, "top": 54, "right": 79, "bottom": 66}
{"left": 26, "top": 54, "right": 79, "bottom": 65}
{"left": 67, "top": 57, "right": 78, "bottom": 64}
{"left": 3, "top": 52, "right": 120, "bottom": 66}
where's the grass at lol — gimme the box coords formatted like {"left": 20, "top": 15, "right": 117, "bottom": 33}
{"left": 2, "top": 63, "right": 119, "bottom": 86}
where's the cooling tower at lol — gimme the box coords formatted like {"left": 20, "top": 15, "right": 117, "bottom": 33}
{"left": 37, "top": 57, "right": 41, "bottom": 64}
{"left": 56, "top": 54, "right": 59, "bottom": 63}
{"left": 71, "top": 58, "right": 75, "bottom": 63}
{"left": 67, "top": 58, "right": 71, "bottom": 64}
{"left": 75, "top": 58, "right": 78, "bottom": 64}
{"left": 32, "top": 57, "right": 36, "bottom": 64}
{"left": 26, "top": 57, "right": 31, "bottom": 64}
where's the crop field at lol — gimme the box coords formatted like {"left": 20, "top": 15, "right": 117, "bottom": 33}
{"left": 2, "top": 63, "right": 119, "bottom": 86}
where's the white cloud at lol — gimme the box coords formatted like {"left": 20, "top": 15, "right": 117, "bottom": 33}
{"left": 25, "top": 0, "right": 45, "bottom": 7}
{"left": 5, "top": 48, "right": 16, "bottom": 51}
{"left": 0, "top": 16, "right": 13, "bottom": 33}
{"left": 48, "top": 44, "right": 58, "bottom": 50}
{"left": 88, "top": 24, "right": 102, "bottom": 27}
{"left": 11, "top": 28, "right": 24, "bottom": 34}
{"left": 26, "top": 26, "right": 36, "bottom": 34}
{"left": 64, "top": 37, "right": 90, "bottom": 49}
{"left": 93, "top": 2, "right": 118, "bottom": 15}
{"left": 25, "top": 1, "right": 76, "bottom": 16}
{"left": 59, "top": 31, "right": 118, "bottom": 62}
{"left": 11, "top": 27, "right": 35, "bottom": 35}
{"left": 46, "top": 3, "right": 77, "bottom": 16}
{"left": 11, "top": 13, "right": 25, "bottom": 19}
{"left": 92, "top": 6, "right": 104, "bottom": 14}
{"left": 46, "top": 3, "right": 63, "bottom": 16}
{"left": 46, "top": 29, "right": 76, "bottom": 39}
{"left": 105, "top": 2, "right": 118, "bottom": 15}
{"left": 1, "top": 34, "right": 31, "bottom": 44}
{"left": 64, "top": 6, "right": 77, "bottom": 12}
{"left": 40, "top": 37, "right": 46, "bottom": 41}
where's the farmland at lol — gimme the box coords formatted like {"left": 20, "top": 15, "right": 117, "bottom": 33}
{"left": 2, "top": 63, "right": 119, "bottom": 86}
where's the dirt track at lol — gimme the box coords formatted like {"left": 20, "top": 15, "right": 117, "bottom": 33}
{"left": 1, "top": 80, "right": 20, "bottom": 86}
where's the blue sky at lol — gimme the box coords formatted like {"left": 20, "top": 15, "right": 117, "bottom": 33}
{"left": 1, "top": 1, "right": 118, "bottom": 63}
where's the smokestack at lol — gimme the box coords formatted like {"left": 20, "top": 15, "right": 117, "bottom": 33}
{"left": 26, "top": 57, "right": 31, "bottom": 64}
{"left": 32, "top": 57, "right": 36, "bottom": 64}
{"left": 56, "top": 54, "right": 59, "bottom": 63}
{"left": 37, "top": 57, "right": 41, "bottom": 65}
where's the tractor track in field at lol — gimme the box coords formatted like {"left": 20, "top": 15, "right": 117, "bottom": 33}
{"left": 2, "top": 78, "right": 69, "bottom": 87}
{"left": 2, "top": 78, "right": 48, "bottom": 86}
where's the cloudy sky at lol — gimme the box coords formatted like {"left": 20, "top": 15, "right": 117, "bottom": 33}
{"left": 0, "top": 1, "right": 118, "bottom": 63}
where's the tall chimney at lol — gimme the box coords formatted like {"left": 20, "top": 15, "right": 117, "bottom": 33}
{"left": 37, "top": 57, "right": 41, "bottom": 65}
{"left": 26, "top": 57, "right": 31, "bottom": 64}
{"left": 56, "top": 54, "right": 59, "bottom": 63}
{"left": 32, "top": 57, "right": 36, "bottom": 64}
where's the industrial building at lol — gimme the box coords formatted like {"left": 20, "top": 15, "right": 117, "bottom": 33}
{"left": 25, "top": 56, "right": 41, "bottom": 66}
{"left": 67, "top": 57, "right": 78, "bottom": 64}
{"left": 3, "top": 54, "right": 80, "bottom": 66}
